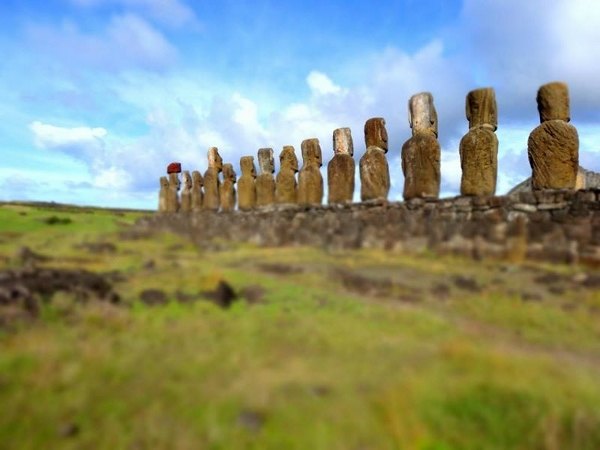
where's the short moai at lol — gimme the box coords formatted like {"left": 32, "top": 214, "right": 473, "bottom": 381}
{"left": 297, "top": 138, "right": 324, "bottom": 205}
{"left": 166, "top": 162, "right": 182, "bottom": 212}
{"left": 276, "top": 146, "right": 299, "bottom": 204}
{"left": 203, "top": 147, "right": 223, "bottom": 211}
{"left": 220, "top": 163, "right": 237, "bottom": 212}
{"left": 180, "top": 170, "right": 193, "bottom": 212}
{"left": 238, "top": 156, "right": 257, "bottom": 210}
{"left": 528, "top": 82, "right": 579, "bottom": 190}
{"left": 256, "top": 148, "right": 276, "bottom": 206}
{"left": 158, "top": 176, "right": 169, "bottom": 212}
{"left": 359, "top": 117, "right": 390, "bottom": 201}
{"left": 328, "top": 127, "right": 355, "bottom": 204}
{"left": 401, "top": 92, "right": 441, "bottom": 200}
{"left": 459, "top": 87, "right": 498, "bottom": 196}
{"left": 191, "top": 170, "right": 204, "bottom": 212}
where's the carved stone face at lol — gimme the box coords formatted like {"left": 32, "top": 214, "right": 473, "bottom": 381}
{"left": 333, "top": 127, "right": 354, "bottom": 156}
{"left": 168, "top": 172, "right": 181, "bottom": 190}
{"left": 280, "top": 146, "right": 298, "bottom": 172}
{"left": 222, "top": 163, "right": 237, "bottom": 182}
{"left": 182, "top": 171, "right": 192, "bottom": 190}
{"left": 301, "top": 138, "right": 322, "bottom": 167}
{"left": 466, "top": 87, "right": 497, "bottom": 130}
{"left": 409, "top": 92, "right": 438, "bottom": 137}
{"left": 240, "top": 156, "right": 256, "bottom": 178}
{"left": 537, "top": 81, "right": 570, "bottom": 122}
{"left": 160, "top": 176, "right": 169, "bottom": 189}
{"left": 208, "top": 147, "right": 223, "bottom": 171}
{"left": 192, "top": 170, "right": 203, "bottom": 187}
{"left": 258, "top": 148, "right": 275, "bottom": 174}
{"left": 364, "top": 118, "right": 388, "bottom": 152}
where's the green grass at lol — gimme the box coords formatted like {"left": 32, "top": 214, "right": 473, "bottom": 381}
{"left": 0, "top": 203, "right": 599, "bottom": 449}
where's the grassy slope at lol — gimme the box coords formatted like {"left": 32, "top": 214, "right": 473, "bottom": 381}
{"left": 0, "top": 202, "right": 599, "bottom": 450}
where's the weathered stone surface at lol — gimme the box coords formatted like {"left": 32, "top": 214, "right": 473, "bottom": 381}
{"left": 276, "top": 146, "right": 298, "bottom": 204}
{"left": 402, "top": 132, "right": 441, "bottom": 200}
{"left": 220, "top": 163, "right": 237, "bottom": 212}
{"left": 298, "top": 138, "right": 323, "bottom": 205}
{"left": 466, "top": 87, "right": 497, "bottom": 131}
{"left": 528, "top": 120, "right": 579, "bottom": 190}
{"left": 409, "top": 92, "right": 438, "bottom": 137}
{"left": 158, "top": 176, "right": 168, "bottom": 212}
{"left": 238, "top": 156, "right": 257, "bottom": 211}
{"left": 328, "top": 128, "right": 355, "bottom": 204}
{"left": 508, "top": 166, "right": 600, "bottom": 195}
{"left": 256, "top": 148, "right": 275, "bottom": 207}
{"left": 459, "top": 127, "right": 498, "bottom": 196}
{"left": 180, "top": 170, "right": 193, "bottom": 212}
{"left": 191, "top": 171, "right": 204, "bottom": 212}
{"left": 203, "top": 147, "right": 223, "bottom": 211}
{"left": 166, "top": 173, "right": 180, "bottom": 213}
{"left": 364, "top": 118, "right": 388, "bottom": 152}
{"left": 537, "top": 82, "right": 570, "bottom": 122}
{"left": 360, "top": 147, "right": 390, "bottom": 201}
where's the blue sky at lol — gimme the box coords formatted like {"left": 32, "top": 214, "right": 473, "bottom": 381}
{"left": 1, "top": 0, "right": 599, "bottom": 209}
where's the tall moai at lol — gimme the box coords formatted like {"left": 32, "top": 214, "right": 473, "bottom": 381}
{"left": 238, "top": 156, "right": 257, "bottom": 210}
{"left": 297, "top": 138, "right": 324, "bottom": 205}
{"left": 276, "top": 146, "right": 299, "bottom": 204}
{"left": 256, "top": 148, "right": 276, "bottom": 206}
{"left": 203, "top": 147, "right": 223, "bottom": 211}
{"left": 220, "top": 163, "right": 237, "bottom": 212}
{"left": 528, "top": 82, "right": 579, "bottom": 190}
{"left": 401, "top": 92, "right": 441, "bottom": 200}
{"left": 191, "top": 170, "right": 204, "bottom": 212}
{"left": 359, "top": 117, "right": 390, "bottom": 201}
{"left": 328, "top": 127, "right": 355, "bottom": 204}
{"left": 459, "top": 88, "right": 498, "bottom": 196}
{"left": 166, "top": 162, "right": 181, "bottom": 212}
{"left": 180, "top": 170, "right": 193, "bottom": 212}
{"left": 158, "top": 176, "right": 169, "bottom": 212}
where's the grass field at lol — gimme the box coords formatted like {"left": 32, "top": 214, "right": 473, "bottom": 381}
{"left": 0, "top": 202, "right": 599, "bottom": 449}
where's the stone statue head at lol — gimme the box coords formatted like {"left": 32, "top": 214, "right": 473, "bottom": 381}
{"left": 168, "top": 172, "right": 181, "bottom": 190}
{"left": 333, "top": 127, "right": 354, "bottom": 156}
{"left": 364, "top": 117, "right": 388, "bottom": 152}
{"left": 181, "top": 170, "right": 192, "bottom": 190}
{"left": 409, "top": 92, "right": 438, "bottom": 137}
{"left": 208, "top": 147, "right": 223, "bottom": 171}
{"left": 466, "top": 87, "right": 497, "bottom": 131}
{"left": 258, "top": 148, "right": 275, "bottom": 174}
{"left": 301, "top": 138, "right": 323, "bottom": 167}
{"left": 192, "top": 170, "right": 203, "bottom": 187}
{"left": 222, "top": 163, "right": 237, "bottom": 183}
{"left": 280, "top": 146, "right": 299, "bottom": 172}
{"left": 240, "top": 156, "right": 257, "bottom": 178}
{"left": 537, "top": 81, "right": 570, "bottom": 123}
{"left": 160, "top": 176, "right": 168, "bottom": 189}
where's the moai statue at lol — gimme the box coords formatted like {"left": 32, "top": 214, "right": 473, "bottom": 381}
{"left": 191, "top": 170, "right": 204, "bottom": 212}
{"left": 203, "top": 147, "right": 223, "bottom": 211}
{"left": 401, "top": 93, "right": 441, "bottom": 200}
{"left": 459, "top": 88, "right": 498, "bottom": 196}
{"left": 276, "top": 146, "right": 299, "bottom": 204}
{"left": 359, "top": 117, "right": 390, "bottom": 201}
{"left": 180, "top": 170, "right": 193, "bottom": 212}
{"left": 238, "top": 156, "right": 257, "bottom": 210}
{"left": 166, "top": 162, "right": 181, "bottom": 212}
{"left": 256, "top": 148, "right": 276, "bottom": 206}
{"left": 297, "top": 138, "right": 323, "bottom": 205}
{"left": 528, "top": 82, "right": 579, "bottom": 189}
{"left": 328, "top": 127, "right": 355, "bottom": 204}
{"left": 158, "top": 176, "right": 169, "bottom": 212}
{"left": 220, "top": 163, "right": 237, "bottom": 212}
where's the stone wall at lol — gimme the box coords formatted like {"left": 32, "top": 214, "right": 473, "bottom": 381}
{"left": 137, "top": 189, "right": 600, "bottom": 265}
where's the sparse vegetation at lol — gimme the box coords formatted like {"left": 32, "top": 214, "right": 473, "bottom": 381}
{"left": 0, "top": 202, "right": 599, "bottom": 449}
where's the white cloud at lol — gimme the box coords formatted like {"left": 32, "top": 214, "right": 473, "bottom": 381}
{"left": 30, "top": 121, "right": 107, "bottom": 154}
{"left": 307, "top": 71, "right": 343, "bottom": 96}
